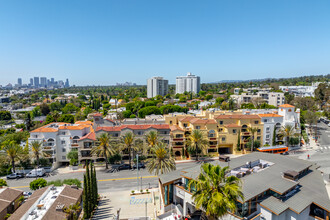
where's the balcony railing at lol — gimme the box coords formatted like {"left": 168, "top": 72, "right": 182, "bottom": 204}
{"left": 172, "top": 138, "right": 184, "bottom": 141}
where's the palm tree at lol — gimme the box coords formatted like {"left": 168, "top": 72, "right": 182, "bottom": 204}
{"left": 187, "top": 130, "right": 209, "bottom": 161}
{"left": 51, "top": 111, "right": 60, "bottom": 122}
{"left": 146, "top": 142, "right": 176, "bottom": 175}
{"left": 91, "top": 133, "right": 114, "bottom": 169}
{"left": 247, "top": 127, "right": 258, "bottom": 151}
{"left": 30, "top": 140, "right": 44, "bottom": 168}
{"left": 63, "top": 202, "right": 81, "bottom": 220}
{"left": 279, "top": 125, "right": 297, "bottom": 148}
{"left": 188, "top": 163, "right": 244, "bottom": 219}
{"left": 121, "top": 132, "right": 135, "bottom": 168}
{"left": 145, "top": 131, "right": 159, "bottom": 155}
{"left": 1, "top": 141, "right": 22, "bottom": 173}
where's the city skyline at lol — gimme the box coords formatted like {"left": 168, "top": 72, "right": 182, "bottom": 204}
{"left": 1, "top": 0, "right": 330, "bottom": 85}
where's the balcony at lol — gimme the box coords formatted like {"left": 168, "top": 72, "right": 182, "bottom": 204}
{"left": 71, "top": 143, "right": 79, "bottom": 147}
{"left": 241, "top": 132, "right": 251, "bottom": 136}
{"left": 172, "top": 138, "right": 184, "bottom": 142}
{"left": 43, "top": 146, "right": 54, "bottom": 151}
{"left": 209, "top": 137, "right": 217, "bottom": 141}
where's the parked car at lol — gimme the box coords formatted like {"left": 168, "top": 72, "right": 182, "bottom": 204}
{"left": 133, "top": 163, "right": 145, "bottom": 169}
{"left": 26, "top": 168, "right": 46, "bottom": 178}
{"left": 118, "top": 164, "right": 131, "bottom": 170}
{"left": 23, "top": 191, "right": 32, "bottom": 198}
{"left": 6, "top": 173, "right": 24, "bottom": 179}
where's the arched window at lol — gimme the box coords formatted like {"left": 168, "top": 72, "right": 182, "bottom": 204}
{"left": 241, "top": 125, "right": 248, "bottom": 132}
{"left": 208, "top": 130, "right": 215, "bottom": 137}
{"left": 72, "top": 136, "right": 80, "bottom": 144}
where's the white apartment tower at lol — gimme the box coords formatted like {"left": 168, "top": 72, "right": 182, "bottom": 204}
{"left": 147, "top": 77, "right": 168, "bottom": 98}
{"left": 176, "top": 72, "right": 200, "bottom": 94}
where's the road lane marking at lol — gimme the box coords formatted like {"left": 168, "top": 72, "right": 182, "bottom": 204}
{"left": 98, "top": 175, "right": 157, "bottom": 182}
{"left": 12, "top": 186, "right": 29, "bottom": 189}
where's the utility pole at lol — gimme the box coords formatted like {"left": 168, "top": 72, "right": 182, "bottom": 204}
{"left": 136, "top": 154, "right": 139, "bottom": 191}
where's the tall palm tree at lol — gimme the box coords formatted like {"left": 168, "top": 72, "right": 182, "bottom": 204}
{"left": 247, "top": 127, "right": 258, "bottom": 151}
{"left": 1, "top": 141, "right": 22, "bottom": 173}
{"left": 145, "top": 131, "right": 159, "bottom": 155}
{"left": 121, "top": 132, "right": 135, "bottom": 168}
{"left": 279, "top": 125, "right": 297, "bottom": 148}
{"left": 91, "top": 133, "right": 114, "bottom": 169}
{"left": 63, "top": 202, "right": 81, "bottom": 220}
{"left": 146, "top": 142, "right": 176, "bottom": 175}
{"left": 30, "top": 140, "right": 46, "bottom": 168}
{"left": 188, "top": 163, "right": 244, "bottom": 219}
{"left": 187, "top": 130, "right": 209, "bottom": 161}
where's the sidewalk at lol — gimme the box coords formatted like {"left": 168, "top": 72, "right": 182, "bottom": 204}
{"left": 56, "top": 166, "right": 104, "bottom": 174}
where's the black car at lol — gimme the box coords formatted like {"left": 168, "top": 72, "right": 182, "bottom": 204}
{"left": 117, "top": 164, "right": 131, "bottom": 170}
{"left": 133, "top": 163, "right": 145, "bottom": 169}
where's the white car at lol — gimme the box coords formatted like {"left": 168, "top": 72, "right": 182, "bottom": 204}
{"left": 26, "top": 168, "right": 46, "bottom": 178}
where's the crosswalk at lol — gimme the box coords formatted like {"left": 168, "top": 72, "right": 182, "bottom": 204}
{"left": 319, "top": 146, "right": 330, "bottom": 151}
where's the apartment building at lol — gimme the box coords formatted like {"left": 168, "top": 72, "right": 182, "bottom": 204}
{"left": 147, "top": 77, "right": 169, "bottom": 98}
{"left": 176, "top": 72, "right": 200, "bottom": 94}
{"left": 0, "top": 188, "right": 23, "bottom": 220}
{"left": 279, "top": 82, "right": 328, "bottom": 97}
{"left": 231, "top": 91, "right": 285, "bottom": 107}
{"left": 93, "top": 124, "right": 171, "bottom": 159}
{"left": 165, "top": 113, "right": 263, "bottom": 158}
{"left": 9, "top": 185, "right": 83, "bottom": 220}
{"left": 158, "top": 152, "right": 330, "bottom": 220}
{"left": 28, "top": 121, "right": 94, "bottom": 168}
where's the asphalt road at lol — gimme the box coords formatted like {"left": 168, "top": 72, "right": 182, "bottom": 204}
{"left": 289, "top": 121, "right": 330, "bottom": 175}
{"left": 6, "top": 161, "right": 198, "bottom": 193}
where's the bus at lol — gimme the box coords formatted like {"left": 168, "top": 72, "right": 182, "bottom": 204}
{"left": 257, "top": 145, "right": 289, "bottom": 154}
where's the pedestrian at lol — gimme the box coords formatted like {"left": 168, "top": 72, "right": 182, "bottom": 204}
{"left": 307, "top": 154, "right": 310, "bottom": 159}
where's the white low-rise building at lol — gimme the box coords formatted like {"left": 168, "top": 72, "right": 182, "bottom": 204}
{"left": 28, "top": 121, "right": 93, "bottom": 168}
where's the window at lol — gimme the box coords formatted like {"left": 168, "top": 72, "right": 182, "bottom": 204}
{"left": 263, "top": 119, "right": 268, "bottom": 123}
{"left": 233, "top": 129, "right": 237, "bottom": 134}
{"left": 62, "top": 156, "right": 66, "bottom": 160}
{"left": 169, "top": 121, "right": 172, "bottom": 125}
{"left": 62, "top": 148, "right": 66, "bottom": 152}
{"left": 221, "top": 137, "right": 226, "bottom": 142}
{"left": 60, "top": 132, "right": 66, "bottom": 135}
{"left": 61, "top": 140, "right": 65, "bottom": 145}
{"left": 266, "top": 127, "right": 270, "bottom": 132}
{"left": 219, "top": 128, "right": 223, "bottom": 132}
{"left": 254, "top": 121, "right": 259, "bottom": 124}
{"left": 183, "top": 123, "right": 188, "bottom": 127}
{"left": 196, "top": 126, "right": 200, "bottom": 130}
{"left": 113, "top": 133, "right": 119, "bottom": 137}
{"left": 257, "top": 137, "right": 261, "bottom": 140}
{"left": 219, "top": 121, "right": 223, "bottom": 125}
{"left": 257, "top": 129, "right": 261, "bottom": 133}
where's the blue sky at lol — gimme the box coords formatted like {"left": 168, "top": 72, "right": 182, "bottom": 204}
{"left": 1, "top": 0, "right": 330, "bottom": 86}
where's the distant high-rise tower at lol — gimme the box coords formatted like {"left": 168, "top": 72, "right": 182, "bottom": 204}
{"left": 30, "top": 78, "right": 33, "bottom": 86}
{"left": 65, "top": 79, "right": 70, "bottom": 88}
{"left": 34, "top": 77, "right": 39, "bottom": 87}
{"left": 40, "top": 77, "right": 47, "bottom": 87}
{"left": 147, "top": 77, "right": 168, "bottom": 98}
{"left": 176, "top": 72, "right": 201, "bottom": 94}
{"left": 17, "top": 78, "right": 22, "bottom": 86}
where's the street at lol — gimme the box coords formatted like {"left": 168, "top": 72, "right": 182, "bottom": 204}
{"left": 290, "top": 121, "right": 330, "bottom": 175}
{"left": 6, "top": 161, "right": 198, "bottom": 193}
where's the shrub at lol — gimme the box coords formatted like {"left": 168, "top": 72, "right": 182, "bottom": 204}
{"left": 47, "top": 178, "right": 82, "bottom": 188}
{"left": 0, "top": 179, "right": 8, "bottom": 187}
{"left": 30, "top": 178, "right": 47, "bottom": 190}
{"left": 131, "top": 190, "right": 135, "bottom": 194}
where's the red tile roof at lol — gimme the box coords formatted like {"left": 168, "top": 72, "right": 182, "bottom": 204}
{"left": 79, "top": 132, "right": 96, "bottom": 141}
{"left": 189, "top": 118, "right": 217, "bottom": 125}
{"left": 279, "top": 104, "right": 295, "bottom": 108}
{"left": 96, "top": 124, "right": 170, "bottom": 132}
{"left": 93, "top": 113, "right": 102, "bottom": 117}
{"left": 178, "top": 116, "right": 195, "bottom": 122}
{"left": 215, "top": 115, "right": 261, "bottom": 119}
{"left": 258, "top": 113, "right": 283, "bottom": 118}
{"left": 170, "top": 125, "right": 184, "bottom": 132}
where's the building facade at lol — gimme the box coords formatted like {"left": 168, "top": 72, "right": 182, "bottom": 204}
{"left": 147, "top": 77, "right": 169, "bottom": 98}
{"left": 231, "top": 92, "right": 285, "bottom": 107}
{"left": 28, "top": 121, "right": 94, "bottom": 168}
{"left": 176, "top": 72, "right": 200, "bottom": 94}
{"left": 165, "top": 113, "right": 263, "bottom": 158}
